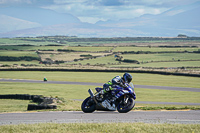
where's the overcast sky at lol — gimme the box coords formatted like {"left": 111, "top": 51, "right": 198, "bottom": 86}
{"left": 0, "top": 0, "right": 199, "bottom": 23}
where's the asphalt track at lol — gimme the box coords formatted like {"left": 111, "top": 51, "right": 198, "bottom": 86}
{"left": 0, "top": 78, "right": 200, "bottom": 92}
{"left": 1, "top": 78, "right": 200, "bottom": 105}
{"left": 0, "top": 110, "right": 200, "bottom": 125}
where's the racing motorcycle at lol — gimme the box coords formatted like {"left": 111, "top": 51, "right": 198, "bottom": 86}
{"left": 81, "top": 83, "right": 136, "bottom": 113}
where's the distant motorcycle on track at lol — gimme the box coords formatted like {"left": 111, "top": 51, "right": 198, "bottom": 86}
{"left": 81, "top": 83, "right": 136, "bottom": 113}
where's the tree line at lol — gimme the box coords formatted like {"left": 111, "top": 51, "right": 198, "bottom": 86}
{"left": 0, "top": 56, "right": 41, "bottom": 61}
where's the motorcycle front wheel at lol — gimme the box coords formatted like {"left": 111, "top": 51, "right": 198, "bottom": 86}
{"left": 117, "top": 97, "right": 135, "bottom": 113}
{"left": 81, "top": 97, "right": 96, "bottom": 113}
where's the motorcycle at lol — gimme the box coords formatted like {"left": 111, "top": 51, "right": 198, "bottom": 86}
{"left": 81, "top": 83, "right": 136, "bottom": 113}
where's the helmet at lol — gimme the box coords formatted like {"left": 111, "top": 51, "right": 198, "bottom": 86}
{"left": 123, "top": 73, "right": 132, "bottom": 83}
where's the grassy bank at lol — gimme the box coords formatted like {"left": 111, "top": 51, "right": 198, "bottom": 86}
{"left": 0, "top": 123, "right": 200, "bottom": 133}
{"left": 0, "top": 71, "right": 199, "bottom": 112}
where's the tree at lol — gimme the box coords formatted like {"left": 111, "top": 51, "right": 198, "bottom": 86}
{"left": 177, "top": 34, "right": 187, "bottom": 38}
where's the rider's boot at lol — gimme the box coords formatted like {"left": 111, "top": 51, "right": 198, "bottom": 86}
{"left": 109, "top": 97, "right": 117, "bottom": 108}
{"left": 111, "top": 97, "right": 117, "bottom": 102}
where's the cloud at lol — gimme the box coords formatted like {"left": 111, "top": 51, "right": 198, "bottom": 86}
{"left": 1, "top": 0, "right": 199, "bottom": 23}
{"left": 118, "top": 0, "right": 200, "bottom": 7}
{"left": 1, "top": 0, "right": 198, "bottom": 7}
{"left": 89, "top": 0, "right": 125, "bottom": 6}
{"left": 46, "top": 0, "right": 196, "bottom": 23}
{"left": 53, "top": 0, "right": 87, "bottom": 4}
{"left": 0, "top": 0, "right": 54, "bottom": 6}
{"left": 84, "top": 0, "right": 200, "bottom": 7}
{"left": 0, "top": 0, "right": 32, "bottom": 4}
{"left": 41, "top": 1, "right": 168, "bottom": 23}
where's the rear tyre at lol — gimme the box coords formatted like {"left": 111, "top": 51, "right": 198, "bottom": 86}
{"left": 117, "top": 97, "right": 135, "bottom": 113}
{"left": 81, "top": 97, "right": 96, "bottom": 113}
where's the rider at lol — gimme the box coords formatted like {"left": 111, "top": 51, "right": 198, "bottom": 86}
{"left": 99, "top": 73, "right": 135, "bottom": 100}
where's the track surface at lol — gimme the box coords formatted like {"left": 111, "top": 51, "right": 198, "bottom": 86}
{"left": 1, "top": 78, "right": 200, "bottom": 92}
{"left": 0, "top": 110, "right": 200, "bottom": 125}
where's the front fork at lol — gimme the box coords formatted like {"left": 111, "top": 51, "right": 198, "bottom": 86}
{"left": 124, "top": 95, "right": 129, "bottom": 104}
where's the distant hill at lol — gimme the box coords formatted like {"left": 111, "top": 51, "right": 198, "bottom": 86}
{"left": 0, "top": 2, "right": 199, "bottom": 37}
{"left": 95, "top": 2, "right": 200, "bottom": 37}
{"left": 0, "top": 7, "right": 80, "bottom": 26}
{"left": 0, "top": 14, "right": 41, "bottom": 33}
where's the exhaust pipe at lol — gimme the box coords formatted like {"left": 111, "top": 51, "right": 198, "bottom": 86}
{"left": 88, "top": 89, "right": 94, "bottom": 98}
{"left": 88, "top": 89, "right": 102, "bottom": 106}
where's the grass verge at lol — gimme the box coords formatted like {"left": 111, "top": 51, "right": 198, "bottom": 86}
{"left": 0, "top": 123, "right": 200, "bottom": 133}
{"left": 0, "top": 99, "right": 30, "bottom": 113}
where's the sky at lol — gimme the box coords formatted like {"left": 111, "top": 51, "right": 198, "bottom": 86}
{"left": 0, "top": 0, "right": 200, "bottom": 24}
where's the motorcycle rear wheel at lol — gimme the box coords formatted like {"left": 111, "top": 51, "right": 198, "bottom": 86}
{"left": 81, "top": 97, "right": 96, "bottom": 113}
{"left": 117, "top": 97, "right": 135, "bottom": 113}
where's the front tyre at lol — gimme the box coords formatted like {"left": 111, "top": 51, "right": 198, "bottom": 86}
{"left": 81, "top": 97, "right": 96, "bottom": 113}
{"left": 117, "top": 97, "right": 135, "bottom": 113}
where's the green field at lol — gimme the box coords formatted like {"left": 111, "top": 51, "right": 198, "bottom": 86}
{"left": 0, "top": 38, "right": 55, "bottom": 46}
{"left": 122, "top": 53, "right": 200, "bottom": 62}
{"left": 113, "top": 46, "right": 199, "bottom": 52}
{"left": 39, "top": 52, "right": 108, "bottom": 62}
{"left": 112, "top": 61, "right": 200, "bottom": 68}
{"left": 0, "top": 45, "right": 65, "bottom": 51}
{"left": 66, "top": 46, "right": 114, "bottom": 52}
{"left": 0, "top": 50, "right": 38, "bottom": 57}
{"left": 0, "top": 45, "right": 113, "bottom": 52}
{"left": 0, "top": 61, "right": 42, "bottom": 66}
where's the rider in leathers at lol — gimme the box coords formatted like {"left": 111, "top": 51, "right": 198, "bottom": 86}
{"left": 100, "top": 73, "right": 136, "bottom": 100}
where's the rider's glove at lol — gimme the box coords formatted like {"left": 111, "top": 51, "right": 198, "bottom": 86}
{"left": 100, "top": 86, "right": 112, "bottom": 95}
{"left": 133, "top": 92, "right": 136, "bottom": 100}
{"left": 105, "top": 86, "right": 112, "bottom": 92}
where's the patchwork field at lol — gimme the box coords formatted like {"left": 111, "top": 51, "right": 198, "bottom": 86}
{"left": 0, "top": 37, "right": 199, "bottom": 75}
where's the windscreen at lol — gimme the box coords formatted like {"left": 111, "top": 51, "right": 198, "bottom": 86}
{"left": 129, "top": 82, "right": 135, "bottom": 92}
